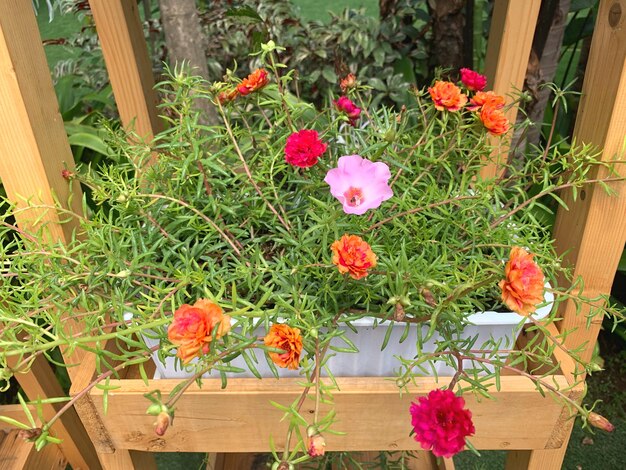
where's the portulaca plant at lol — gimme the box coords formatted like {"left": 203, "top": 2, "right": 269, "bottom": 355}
{"left": 0, "top": 43, "right": 622, "bottom": 466}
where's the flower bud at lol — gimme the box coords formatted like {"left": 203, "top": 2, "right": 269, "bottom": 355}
{"left": 154, "top": 411, "right": 171, "bottom": 436}
{"left": 113, "top": 269, "right": 131, "bottom": 279}
{"left": 588, "top": 412, "right": 614, "bottom": 432}
{"left": 261, "top": 40, "right": 276, "bottom": 52}
{"left": 307, "top": 433, "right": 326, "bottom": 457}
{"left": 383, "top": 128, "right": 396, "bottom": 143}
{"left": 420, "top": 288, "right": 436, "bottom": 307}
{"left": 61, "top": 169, "right": 74, "bottom": 180}
{"left": 146, "top": 403, "right": 162, "bottom": 416}
{"left": 19, "top": 428, "right": 42, "bottom": 441}
{"left": 340, "top": 73, "right": 357, "bottom": 92}
{"left": 393, "top": 303, "right": 405, "bottom": 321}
{"left": 272, "top": 462, "right": 292, "bottom": 470}
{"left": 586, "top": 362, "right": 603, "bottom": 373}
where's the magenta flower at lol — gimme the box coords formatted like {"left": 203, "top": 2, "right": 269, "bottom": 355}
{"left": 409, "top": 389, "right": 475, "bottom": 458}
{"left": 460, "top": 68, "right": 487, "bottom": 92}
{"left": 324, "top": 155, "right": 393, "bottom": 215}
{"left": 334, "top": 96, "right": 362, "bottom": 126}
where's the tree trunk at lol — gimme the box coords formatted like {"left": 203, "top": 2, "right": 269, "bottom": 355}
{"left": 427, "top": 0, "right": 466, "bottom": 80}
{"left": 158, "top": 0, "right": 219, "bottom": 124}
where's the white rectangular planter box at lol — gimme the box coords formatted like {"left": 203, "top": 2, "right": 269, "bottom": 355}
{"left": 143, "top": 291, "right": 553, "bottom": 380}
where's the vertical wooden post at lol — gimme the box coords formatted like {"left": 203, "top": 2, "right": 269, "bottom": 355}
{"left": 510, "top": 1, "right": 626, "bottom": 468}
{"left": 89, "top": 0, "right": 163, "bottom": 142}
{"left": 0, "top": 0, "right": 82, "bottom": 244}
{"left": 481, "top": 0, "right": 541, "bottom": 179}
{"left": 505, "top": 446, "right": 570, "bottom": 470}
{"left": 8, "top": 356, "right": 103, "bottom": 470}
{"left": 0, "top": 1, "right": 155, "bottom": 469}
{"left": 553, "top": 0, "right": 626, "bottom": 362}
{"left": 0, "top": 2, "right": 102, "bottom": 468}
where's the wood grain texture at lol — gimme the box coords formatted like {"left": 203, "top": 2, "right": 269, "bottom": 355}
{"left": 97, "top": 450, "right": 157, "bottom": 470}
{"left": 0, "top": 430, "right": 67, "bottom": 470}
{"left": 505, "top": 446, "right": 570, "bottom": 470}
{"left": 0, "top": 5, "right": 102, "bottom": 468}
{"left": 0, "top": 405, "right": 34, "bottom": 432}
{"left": 0, "top": 0, "right": 83, "bottom": 244}
{"left": 553, "top": 0, "right": 626, "bottom": 363}
{"left": 481, "top": 0, "right": 541, "bottom": 179}
{"left": 88, "top": 375, "right": 579, "bottom": 453}
{"left": 89, "top": 0, "right": 163, "bottom": 142}
{"left": 9, "top": 355, "right": 102, "bottom": 470}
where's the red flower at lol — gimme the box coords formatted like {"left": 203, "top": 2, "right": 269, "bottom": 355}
{"left": 409, "top": 389, "right": 475, "bottom": 458}
{"left": 460, "top": 68, "right": 487, "bottom": 92}
{"left": 428, "top": 81, "right": 467, "bottom": 112}
{"left": 331, "top": 234, "right": 377, "bottom": 279}
{"left": 334, "top": 96, "right": 362, "bottom": 126}
{"left": 167, "top": 299, "right": 231, "bottom": 363}
{"left": 264, "top": 324, "right": 303, "bottom": 369}
{"left": 284, "top": 130, "right": 328, "bottom": 168}
{"left": 237, "top": 68, "right": 269, "bottom": 96}
{"left": 499, "top": 246, "right": 545, "bottom": 315}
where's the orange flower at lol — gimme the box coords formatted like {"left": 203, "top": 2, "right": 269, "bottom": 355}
{"left": 331, "top": 234, "right": 377, "bottom": 280}
{"left": 499, "top": 247, "right": 545, "bottom": 316}
{"left": 428, "top": 81, "right": 467, "bottom": 111}
{"left": 167, "top": 299, "right": 231, "bottom": 363}
{"left": 467, "top": 91, "right": 505, "bottom": 111}
{"left": 264, "top": 324, "right": 303, "bottom": 369}
{"left": 237, "top": 68, "right": 269, "bottom": 96}
{"left": 480, "top": 103, "right": 510, "bottom": 136}
{"left": 340, "top": 73, "right": 357, "bottom": 92}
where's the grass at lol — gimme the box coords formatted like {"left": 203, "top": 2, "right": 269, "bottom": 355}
{"left": 292, "top": 0, "right": 378, "bottom": 22}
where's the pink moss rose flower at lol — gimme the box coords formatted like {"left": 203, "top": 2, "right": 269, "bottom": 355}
{"left": 460, "top": 68, "right": 487, "bottom": 92}
{"left": 324, "top": 155, "right": 393, "bottom": 215}
{"left": 284, "top": 129, "right": 327, "bottom": 168}
{"left": 333, "top": 96, "right": 362, "bottom": 126}
{"left": 409, "top": 389, "right": 475, "bottom": 458}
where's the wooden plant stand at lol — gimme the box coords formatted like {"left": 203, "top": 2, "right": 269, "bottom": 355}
{"left": 0, "top": 1, "right": 625, "bottom": 469}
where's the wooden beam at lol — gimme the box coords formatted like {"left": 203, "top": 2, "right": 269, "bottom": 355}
{"left": 0, "top": 2, "right": 102, "bottom": 469}
{"left": 0, "top": 429, "right": 67, "bottom": 470}
{"left": 89, "top": 0, "right": 163, "bottom": 142}
{"left": 553, "top": 0, "right": 626, "bottom": 362}
{"left": 9, "top": 355, "right": 102, "bottom": 470}
{"left": 481, "top": 0, "right": 541, "bottom": 179}
{"left": 88, "top": 375, "right": 580, "bottom": 453}
{"left": 505, "top": 444, "right": 571, "bottom": 470}
{"left": 0, "top": 405, "right": 34, "bottom": 432}
{"left": 0, "top": 0, "right": 83, "bottom": 244}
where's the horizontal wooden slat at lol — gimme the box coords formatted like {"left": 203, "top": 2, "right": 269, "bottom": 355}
{"left": 0, "top": 405, "right": 35, "bottom": 432}
{"left": 0, "top": 429, "right": 67, "bottom": 470}
{"left": 89, "top": 375, "right": 579, "bottom": 453}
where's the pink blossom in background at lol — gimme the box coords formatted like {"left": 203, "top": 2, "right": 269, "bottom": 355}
{"left": 409, "top": 389, "right": 475, "bottom": 458}
{"left": 324, "top": 155, "right": 393, "bottom": 215}
{"left": 284, "top": 129, "right": 327, "bottom": 168}
{"left": 333, "top": 96, "right": 362, "bottom": 126}
{"left": 460, "top": 68, "right": 487, "bottom": 92}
